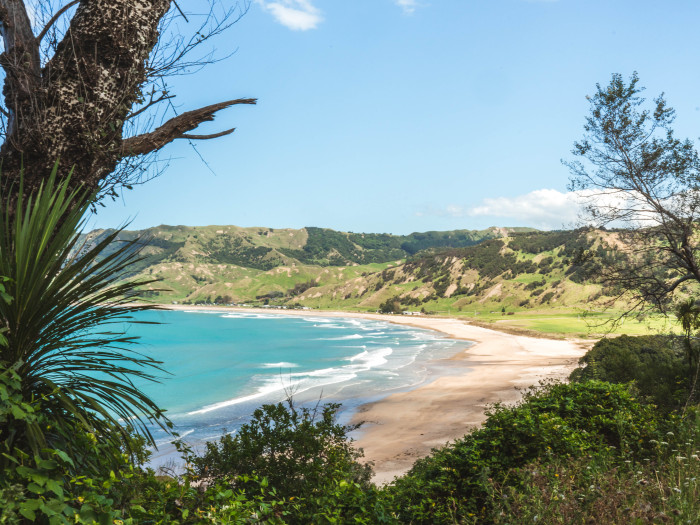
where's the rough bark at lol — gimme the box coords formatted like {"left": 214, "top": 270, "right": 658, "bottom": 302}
{"left": 0, "top": 0, "right": 254, "bottom": 207}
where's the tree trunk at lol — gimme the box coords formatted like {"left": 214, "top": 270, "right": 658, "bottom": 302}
{"left": 0, "top": 0, "right": 254, "bottom": 210}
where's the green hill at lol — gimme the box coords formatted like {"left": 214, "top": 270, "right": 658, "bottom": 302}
{"left": 288, "top": 228, "right": 618, "bottom": 312}
{"left": 80, "top": 224, "right": 665, "bottom": 335}
{"left": 78, "top": 224, "right": 530, "bottom": 302}
{"left": 80, "top": 224, "right": 531, "bottom": 270}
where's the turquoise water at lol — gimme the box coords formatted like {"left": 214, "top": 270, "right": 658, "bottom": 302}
{"left": 122, "top": 310, "right": 470, "bottom": 463}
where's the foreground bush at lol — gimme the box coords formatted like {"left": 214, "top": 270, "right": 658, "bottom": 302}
{"left": 570, "top": 335, "right": 690, "bottom": 410}
{"left": 4, "top": 376, "right": 697, "bottom": 523}
{"left": 489, "top": 421, "right": 700, "bottom": 524}
{"left": 389, "top": 380, "right": 662, "bottom": 523}
{"left": 191, "top": 401, "right": 373, "bottom": 495}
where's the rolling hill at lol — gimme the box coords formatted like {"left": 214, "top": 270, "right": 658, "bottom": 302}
{"left": 80, "top": 224, "right": 627, "bottom": 318}
{"left": 79, "top": 224, "right": 530, "bottom": 302}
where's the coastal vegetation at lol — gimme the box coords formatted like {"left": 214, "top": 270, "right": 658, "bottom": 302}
{"left": 2, "top": 172, "right": 697, "bottom": 522}
{"left": 0, "top": 6, "right": 698, "bottom": 521}
{"left": 5, "top": 330, "right": 698, "bottom": 522}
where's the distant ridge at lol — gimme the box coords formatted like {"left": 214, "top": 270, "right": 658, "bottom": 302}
{"left": 78, "top": 224, "right": 622, "bottom": 312}
{"left": 80, "top": 224, "right": 535, "bottom": 273}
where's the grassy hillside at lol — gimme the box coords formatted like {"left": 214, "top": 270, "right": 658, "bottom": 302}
{"left": 78, "top": 224, "right": 527, "bottom": 302}
{"left": 291, "top": 228, "right": 615, "bottom": 311}
{"left": 86, "top": 224, "right": 658, "bottom": 335}
{"left": 282, "top": 228, "right": 657, "bottom": 337}
{"left": 80, "top": 224, "right": 524, "bottom": 271}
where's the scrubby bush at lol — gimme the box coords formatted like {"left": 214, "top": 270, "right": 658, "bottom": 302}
{"left": 487, "top": 411, "right": 700, "bottom": 524}
{"left": 190, "top": 401, "right": 373, "bottom": 502}
{"left": 570, "top": 335, "right": 689, "bottom": 410}
{"left": 524, "top": 278, "right": 546, "bottom": 290}
{"left": 378, "top": 297, "right": 403, "bottom": 314}
{"left": 389, "top": 381, "right": 661, "bottom": 523}
{"left": 540, "top": 291, "right": 556, "bottom": 303}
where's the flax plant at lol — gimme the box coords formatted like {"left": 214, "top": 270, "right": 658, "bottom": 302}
{"left": 0, "top": 166, "right": 168, "bottom": 460}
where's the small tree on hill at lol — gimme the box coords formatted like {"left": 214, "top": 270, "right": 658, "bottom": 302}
{"left": 566, "top": 72, "right": 700, "bottom": 313}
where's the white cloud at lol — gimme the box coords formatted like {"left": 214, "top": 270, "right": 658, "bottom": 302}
{"left": 427, "top": 187, "right": 683, "bottom": 230}
{"left": 395, "top": 0, "right": 419, "bottom": 14}
{"left": 256, "top": 0, "right": 322, "bottom": 31}
{"left": 452, "top": 189, "right": 587, "bottom": 230}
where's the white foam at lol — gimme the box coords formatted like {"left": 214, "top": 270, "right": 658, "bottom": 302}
{"left": 220, "top": 313, "right": 282, "bottom": 320}
{"left": 348, "top": 347, "right": 392, "bottom": 368}
{"left": 261, "top": 362, "right": 299, "bottom": 368}
{"left": 188, "top": 380, "right": 292, "bottom": 415}
{"left": 319, "top": 333, "right": 364, "bottom": 341}
{"left": 155, "top": 428, "right": 194, "bottom": 446}
{"left": 188, "top": 347, "right": 395, "bottom": 416}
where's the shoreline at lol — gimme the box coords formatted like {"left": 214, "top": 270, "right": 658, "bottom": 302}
{"left": 158, "top": 305, "right": 592, "bottom": 484}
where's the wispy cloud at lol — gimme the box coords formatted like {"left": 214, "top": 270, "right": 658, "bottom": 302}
{"left": 395, "top": 0, "right": 419, "bottom": 14}
{"left": 256, "top": 0, "right": 323, "bottom": 31}
{"left": 440, "top": 189, "right": 586, "bottom": 230}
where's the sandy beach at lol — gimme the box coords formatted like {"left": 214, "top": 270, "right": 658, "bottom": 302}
{"left": 161, "top": 305, "right": 591, "bottom": 484}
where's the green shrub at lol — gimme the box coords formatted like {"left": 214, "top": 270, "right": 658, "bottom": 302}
{"left": 378, "top": 297, "right": 403, "bottom": 314}
{"left": 389, "top": 381, "right": 660, "bottom": 524}
{"left": 0, "top": 367, "right": 137, "bottom": 523}
{"left": 570, "top": 335, "right": 689, "bottom": 410}
{"left": 488, "top": 408, "right": 700, "bottom": 524}
{"left": 190, "top": 401, "right": 373, "bottom": 502}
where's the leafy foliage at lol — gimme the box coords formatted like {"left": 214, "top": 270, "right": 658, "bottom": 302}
{"left": 378, "top": 296, "right": 403, "bottom": 314}
{"left": 0, "top": 167, "right": 168, "bottom": 464}
{"left": 487, "top": 412, "right": 700, "bottom": 524}
{"left": 190, "top": 400, "right": 373, "bottom": 502}
{"left": 389, "top": 381, "right": 661, "bottom": 523}
{"left": 570, "top": 335, "right": 693, "bottom": 410}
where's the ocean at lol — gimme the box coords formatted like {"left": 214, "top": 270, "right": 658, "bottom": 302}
{"left": 121, "top": 309, "right": 471, "bottom": 465}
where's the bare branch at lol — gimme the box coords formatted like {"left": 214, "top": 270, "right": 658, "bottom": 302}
{"left": 125, "top": 93, "right": 175, "bottom": 121}
{"left": 35, "top": 0, "right": 79, "bottom": 43}
{"left": 121, "top": 98, "right": 256, "bottom": 157}
{"left": 180, "top": 128, "right": 235, "bottom": 140}
{"left": 172, "top": 0, "right": 188, "bottom": 23}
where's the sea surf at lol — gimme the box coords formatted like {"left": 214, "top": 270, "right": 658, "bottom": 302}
{"left": 120, "top": 309, "right": 472, "bottom": 466}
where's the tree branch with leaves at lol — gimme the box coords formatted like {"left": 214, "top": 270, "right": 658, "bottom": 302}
{"left": 566, "top": 72, "right": 700, "bottom": 313}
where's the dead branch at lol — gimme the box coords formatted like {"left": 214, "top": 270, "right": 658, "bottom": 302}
{"left": 180, "top": 129, "right": 235, "bottom": 140}
{"left": 121, "top": 98, "right": 256, "bottom": 157}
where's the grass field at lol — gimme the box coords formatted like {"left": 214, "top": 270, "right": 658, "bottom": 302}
{"left": 349, "top": 306, "right": 679, "bottom": 338}
{"left": 489, "top": 314, "right": 678, "bottom": 337}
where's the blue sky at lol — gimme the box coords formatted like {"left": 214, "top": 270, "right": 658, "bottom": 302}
{"left": 91, "top": 0, "right": 700, "bottom": 234}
